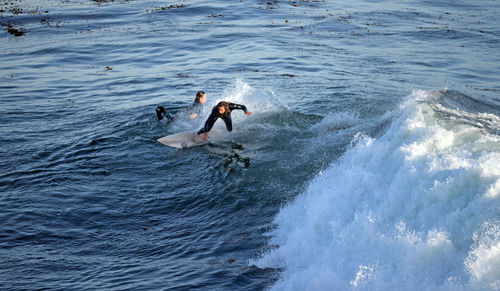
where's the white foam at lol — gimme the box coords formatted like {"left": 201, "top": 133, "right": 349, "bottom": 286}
{"left": 466, "top": 221, "right": 500, "bottom": 289}
{"left": 219, "top": 78, "right": 286, "bottom": 114}
{"left": 254, "top": 90, "right": 500, "bottom": 290}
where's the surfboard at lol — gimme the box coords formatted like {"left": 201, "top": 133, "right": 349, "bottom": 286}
{"left": 157, "top": 129, "right": 222, "bottom": 149}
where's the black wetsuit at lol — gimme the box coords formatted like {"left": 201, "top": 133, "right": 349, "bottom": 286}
{"left": 155, "top": 105, "right": 174, "bottom": 121}
{"left": 197, "top": 102, "right": 248, "bottom": 134}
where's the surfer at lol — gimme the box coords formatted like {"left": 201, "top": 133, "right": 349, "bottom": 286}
{"left": 188, "top": 91, "right": 208, "bottom": 120}
{"left": 155, "top": 91, "right": 207, "bottom": 121}
{"left": 197, "top": 101, "right": 252, "bottom": 141}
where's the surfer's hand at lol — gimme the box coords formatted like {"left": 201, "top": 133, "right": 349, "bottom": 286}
{"left": 245, "top": 111, "right": 253, "bottom": 115}
{"left": 189, "top": 113, "right": 197, "bottom": 119}
{"left": 203, "top": 133, "right": 209, "bottom": 141}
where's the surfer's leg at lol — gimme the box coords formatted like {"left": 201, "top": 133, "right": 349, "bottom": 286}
{"left": 197, "top": 117, "right": 217, "bottom": 135}
{"left": 155, "top": 108, "right": 163, "bottom": 120}
{"left": 223, "top": 116, "right": 233, "bottom": 131}
{"left": 156, "top": 106, "right": 167, "bottom": 120}
{"left": 195, "top": 118, "right": 215, "bottom": 142}
{"left": 156, "top": 106, "right": 175, "bottom": 121}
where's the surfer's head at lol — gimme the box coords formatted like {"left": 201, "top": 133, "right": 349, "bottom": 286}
{"left": 217, "top": 101, "right": 230, "bottom": 114}
{"left": 195, "top": 91, "right": 207, "bottom": 104}
{"left": 218, "top": 105, "right": 226, "bottom": 114}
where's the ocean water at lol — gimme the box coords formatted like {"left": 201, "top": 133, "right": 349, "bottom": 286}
{"left": 1, "top": 0, "right": 499, "bottom": 290}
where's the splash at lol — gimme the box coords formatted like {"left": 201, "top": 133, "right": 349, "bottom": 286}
{"left": 255, "top": 90, "right": 500, "bottom": 290}
{"left": 218, "top": 78, "right": 287, "bottom": 114}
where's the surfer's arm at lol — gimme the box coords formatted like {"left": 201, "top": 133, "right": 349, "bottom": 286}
{"left": 189, "top": 102, "right": 203, "bottom": 119}
{"left": 228, "top": 103, "right": 247, "bottom": 112}
{"left": 228, "top": 103, "right": 252, "bottom": 115}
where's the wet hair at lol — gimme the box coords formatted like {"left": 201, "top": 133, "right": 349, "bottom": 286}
{"left": 194, "top": 91, "right": 206, "bottom": 103}
{"left": 217, "top": 101, "right": 231, "bottom": 113}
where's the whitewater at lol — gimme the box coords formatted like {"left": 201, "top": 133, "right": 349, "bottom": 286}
{"left": 255, "top": 90, "right": 500, "bottom": 290}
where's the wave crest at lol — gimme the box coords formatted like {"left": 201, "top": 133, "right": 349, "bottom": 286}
{"left": 255, "top": 90, "right": 500, "bottom": 290}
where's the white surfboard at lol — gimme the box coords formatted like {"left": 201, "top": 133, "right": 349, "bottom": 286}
{"left": 157, "top": 129, "right": 222, "bottom": 149}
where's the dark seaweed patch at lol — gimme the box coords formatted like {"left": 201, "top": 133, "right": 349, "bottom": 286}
{"left": 7, "top": 26, "right": 23, "bottom": 36}
{"left": 1, "top": 21, "right": 24, "bottom": 36}
{"left": 148, "top": 4, "right": 186, "bottom": 12}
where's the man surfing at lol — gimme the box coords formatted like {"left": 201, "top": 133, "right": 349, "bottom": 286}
{"left": 196, "top": 101, "right": 252, "bottom": 141}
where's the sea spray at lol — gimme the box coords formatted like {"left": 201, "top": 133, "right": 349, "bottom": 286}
{"left": 255, "top": 90, "right": 500, "bottom": 290}
{"left": 220, "top": 79, "right": 287, "bottom": 114}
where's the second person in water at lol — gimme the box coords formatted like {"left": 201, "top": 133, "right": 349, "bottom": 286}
{"left": 197, "top": 101, "right": 252, "bottom": 141}
{"left": 156, "top": 91, "right": 207, "bottom": 121}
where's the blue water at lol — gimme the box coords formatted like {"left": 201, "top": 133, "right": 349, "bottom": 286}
{"left": 1, "top": 1, "right": 499, "bottom": 290}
